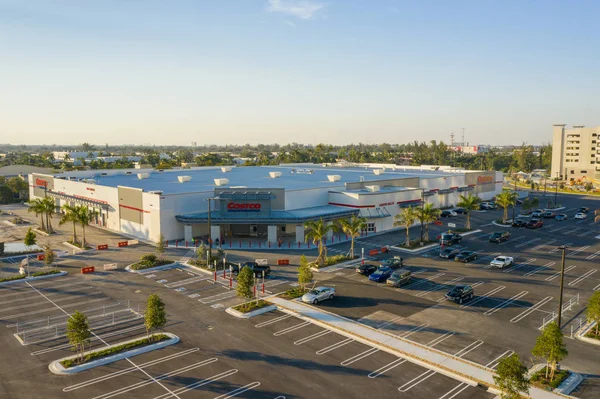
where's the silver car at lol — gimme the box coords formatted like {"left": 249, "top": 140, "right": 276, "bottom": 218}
{"left": 301, "top": 287, "right": 336, "bottom": 304}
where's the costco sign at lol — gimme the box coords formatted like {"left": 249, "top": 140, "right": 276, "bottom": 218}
{"left": 35, "top": 178, "right": 48, "bottom": 187}
{"left": 477, "top": 175, "right": 494, "bottom": 184}
{"left": 227, "top": 202, "right": 262, "bottom": 212}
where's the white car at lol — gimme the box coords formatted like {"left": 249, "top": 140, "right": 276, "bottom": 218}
{"left": 490, "top": 256, "right": 514, "bottom": 269}
{"left": 301, "top": 287, "right": 336, "bottom": 304}
{"left": 574, "top": 212, "right": 588, "bottom": 219}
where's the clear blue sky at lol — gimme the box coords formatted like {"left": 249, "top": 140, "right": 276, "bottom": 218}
{"left": 1, "top": 0, "right": 599, "bottom": 146}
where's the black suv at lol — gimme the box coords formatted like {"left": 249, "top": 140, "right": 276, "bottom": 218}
{"left": 356, "top": 264, "right": 378, "bottom": 276}
{"left": 231, "top": 262, "right": 271, "bottom": 277}
{"left": 577, "top": 207, "right": 589, "bottom": 214}
{"left": 445, "top": 285, "right": 474, "bottom": 304}
{"left": 489, "top": 231, "right": 510, "bottom": 243}
{"left": 439, "top": 233, "right": 462, "bottom": 246}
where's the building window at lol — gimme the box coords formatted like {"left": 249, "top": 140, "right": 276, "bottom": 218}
{"left": 570, "top": 170, "right": 575, "bottom": 174}
{"left": 581, "top": 171, "right": 587, "bottom": 174}
{"left": 366, "top": 222, "right": 375, "bottom": 233}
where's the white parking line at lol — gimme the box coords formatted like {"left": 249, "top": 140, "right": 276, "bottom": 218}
{"left": 568, "top": 245, "right": 590, "bottom": 257}
{"left": 316, "top": 338, "right": 354, "bottom": 355}
{"left": 212, "top": 382, "right": 261, "bottom": 399}
{"left": 568, "top": 269, "right": 597, "bottom": 286}
{"left": 426, "top": 331, "right": 455, "bottom": 347}
{"left": 294, "top": 330, "right": 331, "bottom": 345}
{"left": 514, "top": 238, "right": 541, "bottom": 249}
{"left": 273, "top": 321, "right": 311, "bottom": 336}
{"left": 593, "top": 282, "right": 600, "bottom": 291}
{"left": 1, "top": 297, "right": 112, "bottom": 321}
{"left": 545, "top": 265, "right": 575, "bottom": 281}
{"left": 341, "top": 347, "right": 379, "bottom": 366}
{"left": 460, "top": 286, "right": 505, "bottom": 309}
{"left": 151, "top": 369, "right": 238, "bottom": 399}
{"left": 438, "top": 383, "right": 470, "bottom": 399}
{"left": 453, "top": 340, "right": 484, "bottom": 357}
{"left": 368, "top": 358, "right": 407, "bottom": 378}
{"left": 0, "top": 291, "right": 103, "bottom": 313}
{"left": 472, "top": 253, "right": 500, "bottom": 264}
{"left": 510, "top": 296, "right": 553, "bottom": 323}
{"left": 549, "top": 242, "right": 573, "bottom": 253}
{"left": 486, "top": 350, "right": 514, "bottom": 369}
{"left": 415, "top": 277, "right": 463, "bottom": 297}
{"left": 524, "top": 262, "right": 555, "bottom": 277}
{"left": 484, "top": 291, "right": 528, "bottom": 316}
{"left": 63, "top": 349, "right": 204, "bottom": 391}
{"left": 255, "top": 314, "right": 292, "bottom": 328}
{"left": 375, "top": 316, "right": 404, "bottom": 329}
{"left": 531, "top": 240, "right": 556, "bottom": 251}
{"left": 400, "top": 273, "right": 445, "bottom": 290}
{"left": 578, "top": 230, "right": 597, "bottom": 237}
{"left": 502, "top": 258, "right": 537, "bottom": 273}
{"left": 199, "top": 290, "right": 237, "bottom": 304}
{"left": 399, "top": 323, "right": 429, "bottom": 338}
{"left": 165, "top": 276, "right": 208, "bottom": 288}
{"left": 0, "top": 285, "right": 95, "bottom": 306}
{"left": 586, "top": 250, "right": 600, "bottom": 260}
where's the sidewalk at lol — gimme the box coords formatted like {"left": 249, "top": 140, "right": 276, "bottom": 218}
{"left": 270, "top": 297, "right": 566, "bottom": 399}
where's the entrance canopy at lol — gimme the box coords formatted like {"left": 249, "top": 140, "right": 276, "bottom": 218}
{"left": 176, "top": 205, "right": 359, "bottom": 224}
{"left": 47, "top": 191, "right": 110, "bottom": 210}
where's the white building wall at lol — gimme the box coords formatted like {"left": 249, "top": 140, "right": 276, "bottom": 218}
{"left": 159, "top": 191, "right": 213, "bottom": 241}
{"left": 285, "top": 187, "right": 334, "bottom": 210}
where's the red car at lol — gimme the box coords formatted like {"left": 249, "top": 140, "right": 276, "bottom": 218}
{"left": 526, "top": 219, "right": 543, "bottom": 229}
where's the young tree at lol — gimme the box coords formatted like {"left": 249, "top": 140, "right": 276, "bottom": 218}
{"left": 521, "top": 197, "right": 532, "bottom": 213}
{"left": 43, "top": 245, "right": 55, "bottom": 269}
{"left": 493, "top": 353, "right": 530, "bottom": 399}
{"left": 156, "top": 234, "right": 166, "bottom": 255}
{"left": 495, "top": 191, "right": 517, "bottom": 223}
{"left": 24, "top": 227, "right": 37, "bottom": 249}
{"left": 531, "top": 321, "right": 568, "bottom": 381}
{"left": 586, "top": 291, "right": 600, "bottom": 336}
{"left": 297, "top": 255, "right": 313, "bottom": 289}
{"left": 42, "top": 196, "right": 56, "bottom": 233}
{"left": 59, "top": 204, "right": 80, "bottom": 244}
{"left": 393, "top": 206, "right": 418, "bottom": 246}
{"left": 594, "top": 209, "right": 600, "bottom": 223}
{"left": 197, "top": 241, "right": 207, "bottom": 261}
{"left": 415, "top": 202, "right": 441, "bottom": 241}
{"left": 457, "top": 194, "right": 482, "bottom": 230}
{"left": 27, "top": 198, "right": 46, "bottom": 231}
{"left": 144, "top": 294, "right": 167, "bottom": 341}
{"left": 530, "top": 196, "right": 540, "bottom": 210}
{"left": 338, "top": 215, "right": 367, "bottom": 259}
{"left": 236, "top": 266, "right": 255, "bottom": 299}
{"left": 304, "top": 218, "right": 336, "bottom": 267}
{"left": 66, "top": 310, "right": 91, "bottom": 364}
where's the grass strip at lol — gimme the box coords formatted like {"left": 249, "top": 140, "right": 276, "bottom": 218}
{"left": 0, "top": 270, "right": 61, "bottom": 283}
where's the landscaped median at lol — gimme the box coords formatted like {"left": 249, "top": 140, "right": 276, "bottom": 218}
{"left": 49, "top": 333, "right": 179, "bottom": 375}
{"left": 0, "top": 270, "right": 67, "bottom": 286}
{"left": 390, "top": 229, "right": 482, "bottom": 254}
{"left": 575, "top": 321, "right": 600, "bottom": 346}
{"left": 226, "top": 300, "right": 277, "bottom": 319}
{"left": 125, "top": 254, "right": 178, "bottom": 273}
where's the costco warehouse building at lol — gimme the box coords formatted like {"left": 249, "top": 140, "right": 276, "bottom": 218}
{"left": 28, "top": 164, "right": 503, "bottom": 245}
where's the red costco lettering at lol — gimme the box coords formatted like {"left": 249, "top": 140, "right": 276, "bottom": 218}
{"left": 227, "top": 202, "right": 261, "bottom": 210}
{"left": 477, "top": 176, "right": 493, "bottom": 184}
{"left": 35, "top": 178, "right": 48, "bottom": 187}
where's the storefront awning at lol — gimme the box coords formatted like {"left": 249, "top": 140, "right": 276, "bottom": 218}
{"left": 360, "top": 207, "right": 392, "bottom": 219}
{"left": 175, "top": 205, "right": 359, "bottom": 224}
{"left": 47, "top": 191, "right": 110, "bottom": 210}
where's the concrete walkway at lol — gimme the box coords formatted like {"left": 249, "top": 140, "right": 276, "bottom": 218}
{"left": 270, "top": 297, "right": 566, "bottom": 399}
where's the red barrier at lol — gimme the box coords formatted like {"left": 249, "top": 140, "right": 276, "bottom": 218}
{"left": 214, "top": 270, "right": 217, "bottom": 281}
{"left": 253, "top": 285, "right": 256, "bottom": 296}
{"left": 81, "top": 266, "right": 95, "bottom": 274}
{"left": 381, "top": 247, "right": 389, "bottom": 253}
{"left": 117, "top": 241, "right": 128, "bottom": 248}
{"left": 369, "top": 249, "right": 379, "bottom": 256}
{"left": 37, "top": 254, "right": 45, "bottom": 261}
{"left": 434, "top": 220, "right": 443, "bottom": 226}
{"left": 277, "top": 259, "right": 290, "bottom": 266}
{"left": 97, "top": 244, "right": 108, "bottom": 250}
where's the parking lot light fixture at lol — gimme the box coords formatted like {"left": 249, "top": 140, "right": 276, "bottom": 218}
{"left": 557, "top": 245, "right": 568, "bottom": 328}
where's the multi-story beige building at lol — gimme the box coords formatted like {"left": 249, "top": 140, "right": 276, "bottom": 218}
{"left": 551, "top": 124, "right": 600, "bottom": 181}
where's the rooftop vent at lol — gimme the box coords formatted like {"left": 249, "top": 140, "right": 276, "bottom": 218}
{"left": 373, "top": 169, "right": 385, "bottom": 176}
{"left": 214, "top": 178, "right": 229, "bottom": 186}
{"left": 360, "top": 176, "right": 365, "bottom": 182}
{"left": 125, "top": 171, "right": 133, "bottom": 175}
{"left": 269, "top": 171, "right": 282, "bottom": 178}
{"left": 101, "top": 172, "right": 108, "bottom": 176}
{"left": 365, "top": 185, "right": 380, "bottom": 192}
{"left": 221, "top": 166, "right": 232, "bottom": 172}
{"left": 84, "top": 179, "right": 96, "bottom": 184}
{"left": 137, "top": 173, "right": 150, "bottom": 179}
{"left": 177, "top": 176, "right": 192, "bottom": 183}
{"left": 573, "top": 125, "right": 585, "bottom": 128}
{"left": 149, "top": 190, "right": 163, "bottom": 195}
{"left": 327, "top": 175, "right": 341, "bottom": 182}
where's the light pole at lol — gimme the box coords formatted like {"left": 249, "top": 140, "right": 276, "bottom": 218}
{"left": 554, "top": 172, "right": 559, "bottom": 208}
{"left": 512, "top": 176, "right": 517, "bottom": 222}
{"left": 557, "top": 245, "right": 568, "bottom": 328}
{"left": 206, "top": 198, "right": 214, "bottom": 267}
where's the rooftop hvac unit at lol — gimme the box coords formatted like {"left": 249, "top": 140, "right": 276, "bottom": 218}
{"left": 101, "top": 172, "right": 108, "bottom": 176}
{"left": 327, "top": 175, "right": 341, "bottom": 182}
{"left": 221, "top": 166, "right": 232, "bottom": 172}
{"left": 177, "top": 176, "right": 192, "bottom": 183}
{"left": 373, "top": 169, "right": 385, "bottom": 175}
{"left": 137, "top": 173, "right": 150, "bottom": 179}
{"left": 360, "top": 176, "right": 365, "bottom": 182}
{"left": 365, "top": 185, "right": 380, "bottom": 192}
{"left": 269, "top": 171, "right": 282, "bottom": 178}
{"left": 125, "top": 171, "right": 133, "bottom": 175}
{"left": 214, "top": 178, "right": 229, "bottom": 186}
{"left": 84, "top": 179, "right": 96, "bottom": 184}
{"left": 230, "top": 186, "right": 247, "bottom": 188}
{"left": 149, "top": 190, "right": 163, "bottom": 195}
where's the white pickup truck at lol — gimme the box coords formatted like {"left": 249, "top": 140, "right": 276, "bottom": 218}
{"left": 490, "top": 256, "right": 514, "bottom": 269}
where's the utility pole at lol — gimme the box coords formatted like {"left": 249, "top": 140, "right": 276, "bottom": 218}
{"left": 206, "top": 198, "right": 213, "bottom": 267}
{"left": 420, "top": 189, "right": 425, "bottom": 242}
{"left": 557, "top": 245, "right": 568, "bottom": 328}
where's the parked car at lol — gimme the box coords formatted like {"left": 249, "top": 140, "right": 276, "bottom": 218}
{"left": 301, "top": 287, "right": 335, "bottom": 304}
{"left": 490, "top": 256, "right": 514, "bottom": 268}
{"left": 356, "top": 264, "right": 378, "bottom": 276}
{"left": 454, "top": 250, "right": 478, "bottom": 263}
{"left": 575, "top": 212, "right": 588, "bottom": 220}
{"left": 531, "top": 210, "right": 544, "bottom": 218}
{"left": 489, "top": 231, "right": 510, "bottom": 243}
{"left": 441, "top": 210, "right": 458, "bottom": 218}
{"left": 380, "top": 256, "right": 403, "bottom": 270}
{"left": 577, "top": 207, "right": 589, "bottom": 214}
{"left": 555, "top": 214, "right": 568, "bottom": 221}
{"left": 440, "top": 247, "right": 460, "bottom": 259}
{"left": 231, "top": 262, "right": 271, "bottom": 277}
{"left": 386, "top": 269, "right": 412, "bottom": 287}
{"left": 439, "top": 233, "right": 462, "bottom": 246}
{"left": 512, "top": 219, "right": 528, "bottom": 227}
{"left": 368, "top": 266, "right": 394, "bottom": 282}
{"left": 445, "top": 285, "right": 474, "bottom": 304}
{"left": 454, "top": 208, "right": 467, "bottom": 214}
{"left": 542, "top": 211, "right": 556, "bottom": 219}
{"left": 526, "top": 219, "right": 543, "bottom": 229}
{"left": 480, "top": 202, "right": 497, "bottom": 210}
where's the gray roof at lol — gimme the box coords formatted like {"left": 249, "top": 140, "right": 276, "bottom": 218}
{"left": 0, "top": 165, "right": 55, "bottom": 177}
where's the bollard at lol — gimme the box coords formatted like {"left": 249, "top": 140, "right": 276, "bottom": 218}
{"left": 165, "top": 240, "right": 169, "bottom": 248}
{"left": 268, "top": 241, "right": 271, "bottom": 248}
{"left": 176, "top": 240, "right": 178, "bottom": 248}
{"left": 214, "top": 270, "right": 217, "bottom": 282}
{"left": 253, "top": 285, "right": 256, "bottom": 296}
{"left": 223, "top": 268, "right": 226, "bottom": 279}
{"left": 229, "top": 277, "right": 233, "bottom": 289}
{"left": 186, "top": 241, "right": 188, "bottom": 248}
{"left": 262, "top": 283, "right": 265, "bottom": 294}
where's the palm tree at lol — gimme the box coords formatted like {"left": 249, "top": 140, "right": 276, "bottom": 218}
{"left": 77, "top": 205, "right": 98, "bottom": 249}
{"left": 42, "top": 197, "right": 56, "bottom": 233}
{"left": 416, "top": 203, "right": 442, "bottom": 242}
{"left": 27, "top": 199, "right": 46, "bottom": 231}
{"left": 304, "top": 218, "right": 337, "bottom": 267}
{"left": 457, "top": 194, "right": 482, "bottom": 230}
{"left": 394, "top": 207, "right": 419, "bottom": 247}
{"left": 59, "top": 204, "right": 80, "bottom": 244}
{"left": 594, "top": 209, "right": 600, "bottom": 223}
{"left": 338, "top": 215, "right": 367, "bottom": 259}
{"left": 495, "top": 191, "right": 517, "bottom": 223}
{"left": 521, "top": 197, "right": 532, "bottom": 214}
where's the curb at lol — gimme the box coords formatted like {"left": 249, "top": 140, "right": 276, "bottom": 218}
{"left": 575, "top": 321, "right": 600, "bottom": 346}
{"left": 389, "top": 229, "right": 482, "bottom": 254}
{"left": 125, "top": 262, "right": 179, "bottom": 273}
{"left": 528, "top": 364, "right": 583, "bottom": 396}
{"left": 310, "top": 258, "right": 362, "bottom": 273}
{"left": 62, "top": 241, "right": 95, "bottom": 254}
{"left": 48, "top": 333, "right": 179, "bottom": 375}
{"left": 0, "top": 271, "right": 67, "bottom": 286}
{"left": 225, "top": 304, "right": 277, "bottom": 319}
{"left": 492, "top": 221, "right": 512, "bottom": 228}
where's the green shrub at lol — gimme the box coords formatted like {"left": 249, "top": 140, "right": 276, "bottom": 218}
{"left": 130, "top": 259, "right": 171, "bottom": 271}
{"left": 141, "top": 253, "right": 157, "bottom": 265}
{"left": 323, "top": 254, "right": 349, "bottom": 266}
{"left": 280, "top": 287, "right": 309, "bottom": 300}
{"left": 232, "top": 300, "right": 272, "bottom": 314}
{"left": 60, "top": 334, "right": 169, "bottom": 368}
{"left": 530, "top": 368, "right": 570, "bottom": 390}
